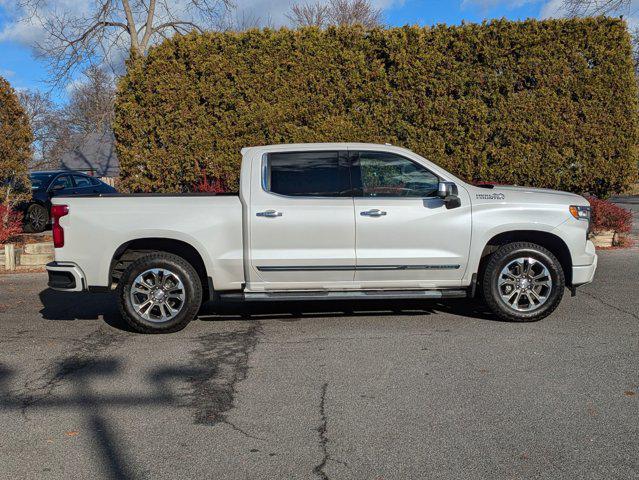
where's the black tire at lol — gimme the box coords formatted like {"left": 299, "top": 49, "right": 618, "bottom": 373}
{"left": 23, "top": 204, "right": 49, "bottom": 233}
{"left": 482, "top": 242, "right": 565, "bottom": 322}
{"left": 117, "top": 252, "right": 202, "bottom": 333}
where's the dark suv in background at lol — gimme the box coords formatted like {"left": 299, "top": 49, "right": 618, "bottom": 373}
{"left": 22, "top": 171, "right": 117, "bottom": 233}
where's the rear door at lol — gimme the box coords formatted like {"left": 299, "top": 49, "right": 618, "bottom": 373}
{"left": 248, "top": 149, "right": 356, "bottom": 291}
{"left": 72, "top": 174, "right": 96, "bottom": 194}
{"left": 351, "top": 150, "right": 472, "bottom": 289}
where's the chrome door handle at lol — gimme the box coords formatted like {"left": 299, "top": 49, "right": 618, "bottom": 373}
{"left": 256, "top": 209, "right": 282, "bottom": 218}
{"left": 360, "top": 209, "right": 387, "bottom": 217}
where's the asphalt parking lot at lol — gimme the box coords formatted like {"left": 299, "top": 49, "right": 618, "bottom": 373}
{"left": 0, "top": 249, "right": 637, "bottom": 480}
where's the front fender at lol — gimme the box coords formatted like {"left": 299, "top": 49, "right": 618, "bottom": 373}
{"left": 464, "top": 203, "right": 569, "bottom": 283}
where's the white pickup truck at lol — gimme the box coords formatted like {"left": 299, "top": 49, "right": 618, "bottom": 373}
{"left": 46, "top": 143, "right": 597, "bottom": 333}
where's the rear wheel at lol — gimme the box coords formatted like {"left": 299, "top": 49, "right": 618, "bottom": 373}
{"left": 117, "top": 252, "right": 202, "bottom": 333}
{"left": 482, "top": 242, "right": 565, "bottom": 322}
{"left": 24, "top": 204, "right": 48, "bottom": 233}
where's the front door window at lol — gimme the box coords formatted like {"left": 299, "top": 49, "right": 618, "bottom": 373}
{"left": 354, "top": 151, "right": 440, "bottom": 198}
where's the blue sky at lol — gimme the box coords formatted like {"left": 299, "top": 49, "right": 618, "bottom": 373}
{"left": 0, "top": 0, "right": 565, "bottom": 102}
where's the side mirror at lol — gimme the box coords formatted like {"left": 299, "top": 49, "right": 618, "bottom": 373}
{"left": 437, "top": 181, "right": 461, "bottom": 209}
{"left": 51, "top": 183, "right": 65, "bottom": 192}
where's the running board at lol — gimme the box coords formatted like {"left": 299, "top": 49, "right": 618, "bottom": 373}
{"left": 220, "top": 289, "right": 468, "bottom": 302}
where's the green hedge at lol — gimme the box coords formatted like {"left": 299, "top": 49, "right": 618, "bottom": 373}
{"left": 115, "top": 18, "right": 639, "bottom": 197}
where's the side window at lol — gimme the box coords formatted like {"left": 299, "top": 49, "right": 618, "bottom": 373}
{"left": 50, "top": 175, "right": 73, "bottom": 190}
{"left": 90, "top": 177, "right": 101, "bottom": 186}
{"left": 353, "top": 151, "right": 440, "bottom": 198}
{"left": 264, "top": 151, "right": 351, "bottom": 197}
{"left": 73, "top": 175, "right": 92, "bottom": 188}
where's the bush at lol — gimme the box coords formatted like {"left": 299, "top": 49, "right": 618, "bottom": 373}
{"left": 587, "top": 196, "right": 632, "bottom": 233}
{"left": 0, "top": 76, "right": 32, "bottom": 207}
{"left": 115, "top": 18, "right": 639, "bottom": 196}
{"left": 0, "top": 205, "right": 23, "bottom": 245}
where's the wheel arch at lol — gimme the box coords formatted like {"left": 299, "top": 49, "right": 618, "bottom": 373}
{"left": 109, "top": 238, "right": 214, "bottom": 301}
{"left": 26, "top": 200, "right": 50, "bottom": 214}
{"left": 476, "top": 230, "right": 573, "bottom": 287}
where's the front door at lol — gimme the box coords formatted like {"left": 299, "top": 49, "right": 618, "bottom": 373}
{"left": 48, "top": 174, "right": 75, "bottom": 196}
{"left": 248, "top": 150, "right": 356, "bottom": 291}
{"left": 351, "top": 150, "right": 472, "bottom": 289}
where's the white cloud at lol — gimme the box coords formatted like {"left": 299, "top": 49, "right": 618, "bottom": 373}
{"left": 461, "top": 0, "right": 541, "bottom": 10}
{"left": 0, "top": 18, "right": 45, "bottom": 44}
{"left": 538, "top": 0, "right": 566, "bottom": 17}
{"left": 0, "top": 68, "right": 15, "bottom": 78}
{"left": 0, "top": 0, "right": 92, "bottom": 44}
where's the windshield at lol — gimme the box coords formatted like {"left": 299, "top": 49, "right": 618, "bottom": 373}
{"left": 29, "top": 173, "right": 56, "bottom": 190}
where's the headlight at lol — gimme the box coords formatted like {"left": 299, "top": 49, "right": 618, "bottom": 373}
{"left": 569, "top": 205, "right": 591, "bottom": 221}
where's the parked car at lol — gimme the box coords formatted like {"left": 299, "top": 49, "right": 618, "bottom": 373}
{"left": 22, "top": 171, "right": 117, "bottom": 233}
{"left": 45, "top": 143, "right": 597, "bottom": 333}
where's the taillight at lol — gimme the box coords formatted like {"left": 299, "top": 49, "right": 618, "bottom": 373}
{"left": 51, "top": 204, "right": 69, "bottom": 248}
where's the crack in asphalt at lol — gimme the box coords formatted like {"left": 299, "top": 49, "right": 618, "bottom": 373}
{"left": 313, "top": 382, "right": 347, "bottom": 480}
{"left": 314, "top": 382, "right": 330, "bottom": 480}
{"left": 581, "top": 289, "right": 639, "bottom": 321}
{"left": 186, "top": 321, "right": 262, "bottom": 438}
{"left": 12, "top": 326, "right": 127, "bottom": 417}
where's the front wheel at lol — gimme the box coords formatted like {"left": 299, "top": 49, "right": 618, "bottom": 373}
{"left": 482, "top": 242, "right": 565, "bottom": 322}
{"left": 117, "top": 252, "right": 202, "bottom": 333}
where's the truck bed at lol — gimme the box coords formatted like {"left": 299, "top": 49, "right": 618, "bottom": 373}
{"left": 51, "top": 194, "right": 244, "bottom": 290}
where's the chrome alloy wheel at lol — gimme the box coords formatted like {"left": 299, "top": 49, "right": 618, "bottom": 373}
{"left": 130, "top": 268, "right": 186, "bottom": 323}
{"left": 497, "top": 257, "right": 553, "bottom": 312}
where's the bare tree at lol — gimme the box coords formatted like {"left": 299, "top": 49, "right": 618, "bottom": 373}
{"left": 15, "top": 0, "right": 235, "bottom": 84}
{"left": 18, "top": 89, "right": 61, "bottom": 169}
{"left": 19, "top": 67, "right": 117, "bottom": 170}
{"left": 328, "top": 0, "right": 382, "bottom": 27}
{"left": 286, "top": 2, "right": 330, "bottom": 27}
{"left": 287, "top": 0, "right": 382, "bottom": 28}
{"left": 562, "top": 0, "right": 630, "bottom": 16}
{"left": 224, "top": 10, "right": 274, "bottom": 31}
{"left": 64, "top": 66, "right": 116, "bottom": 137}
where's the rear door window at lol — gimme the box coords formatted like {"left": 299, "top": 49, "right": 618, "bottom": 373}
{"left": 264, "top": 151, "right": 351, "bottom": 197}
{"left": 73, "top": 175, "right": 92, "bottom": 188}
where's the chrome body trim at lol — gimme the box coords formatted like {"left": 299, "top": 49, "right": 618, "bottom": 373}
{"left": 256, "top": 264, "right": 461, "bottom": 272}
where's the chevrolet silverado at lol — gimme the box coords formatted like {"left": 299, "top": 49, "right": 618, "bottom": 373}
{"left": 46, "top": 143, "right": 597, "bottom": 333}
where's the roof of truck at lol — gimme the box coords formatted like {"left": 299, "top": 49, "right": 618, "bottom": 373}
{"left": 241, "top": 142, "right": 399, "bottom": 155}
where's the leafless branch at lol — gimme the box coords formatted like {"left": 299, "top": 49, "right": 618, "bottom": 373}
{"left": 286, "top": 3, "right": 330, "bottom": 27}
{"left": 563, "top": 0, "right": 631, "bottom": 16}
{"left": 287, "top": 0, "right": 382, "bottom": 29}
{"left": 153, "top": 21, "right": 204, "bottom": 35}
{"left": 328, "top": 0, "right": 382, "bottom": 27}
{"left": 15, "top": 0, "right": 235, "bottom": 85}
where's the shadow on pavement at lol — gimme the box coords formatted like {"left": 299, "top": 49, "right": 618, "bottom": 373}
{"left": 38, "top": 289, "right": 135, "bottom": 332}
{"left": 0, "top": 358, "right": 212, "bottom": 480}
{"left": 39, "top": 288, "right": 498, "bottom": 330}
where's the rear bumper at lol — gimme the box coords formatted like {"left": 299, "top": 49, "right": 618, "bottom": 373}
{"left": 46, "top": 262, "right": 87, "bottom": 292}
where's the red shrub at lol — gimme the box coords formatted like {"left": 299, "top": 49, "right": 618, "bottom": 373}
{"left": 0, "top": 204, "right": 23, "bottom": 245}
{"left": 587, "top": 196, "right": 632, "bottom": 234}
{"left": 193, "top": 168, "right": 228, "bottom": 194}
